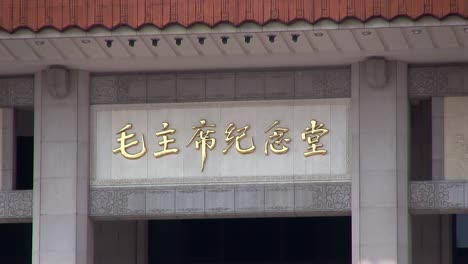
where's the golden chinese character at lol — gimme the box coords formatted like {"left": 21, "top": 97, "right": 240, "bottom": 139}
{"left": 112, "top": 123, "right": 147, "bottom": 159}
{"left": 301, "top": 120, "right": 329, "bottom": 157}
{"left": 264, "top": 120, "right": 291, "bottom": 155}
{"left": 154, "top": 122, "right": 179, "bottom": 158}
{"left": 186, "top": 119, "right": 216, "bottom": 172}
{"left": 223, "top": 123, "right": 256, "bottom": 154}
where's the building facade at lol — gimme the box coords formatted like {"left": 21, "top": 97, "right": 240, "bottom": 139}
{"left": 0, "top": 0, "right": 468, "bottom": 263}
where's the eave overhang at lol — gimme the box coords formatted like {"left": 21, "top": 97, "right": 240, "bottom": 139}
{"left": 1, "top": 16, "right": 468, "bottom": 75}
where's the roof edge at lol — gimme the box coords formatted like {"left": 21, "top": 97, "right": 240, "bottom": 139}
{"left": 1, "top": 15, "right": 468, "bottom": 36}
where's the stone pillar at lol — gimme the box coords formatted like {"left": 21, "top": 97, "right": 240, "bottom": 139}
{"left": 33, "top": 69, "right": 93, "bottom": 264}
{"left": 0, "top": 108, "right": 15, "bottom": 190}
{"left": 351, "top": 60, "right": 410, "bottom": 264}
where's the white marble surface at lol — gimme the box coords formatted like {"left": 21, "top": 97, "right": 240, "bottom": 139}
{"left": 91, "top": 99, "right": 350, "bottom": 186}
{"left": 351, "top": 61, "right": 410, "bottom": 264}
{"left": 445, "top": 97, "right": 468, "bottom": 180}
{"left": 33, "top": 70, "right": 93, "bottom": 264}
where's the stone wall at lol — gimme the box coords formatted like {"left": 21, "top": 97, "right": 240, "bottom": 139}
{"left": 90, "top": 68, "right": 351, "bottom": 104}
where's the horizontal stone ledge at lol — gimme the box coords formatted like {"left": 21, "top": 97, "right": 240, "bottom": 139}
{"left": 0, "top": 190, "right": 33, "bottom": 220}
{"left": 90, "top": 182, "right": 352, "bottom": 219}
{"left": 410, "top": 180, "right": 468, "bottom": 211}
{"left": 90, "top": 211, "right": 352, "bottom": 221}
{"left": 0, "top": 218, "right": 32, "bottom": 224}
{"left": 2, "top": 180, "right": 465, "bottom": 221}
{"left": 410, "top": 208, "right": 468, "bottom": 215}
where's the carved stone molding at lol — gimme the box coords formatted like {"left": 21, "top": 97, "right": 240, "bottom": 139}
{"left": 90, "top": 189, "right": 114, "bottom": 215}
{"left": 408, "top": 66, "right": 468, "bottom": 97}
{"left": 91, "top": 180, "right": 468, "bottom": 218}
{"left": 5, "top": 181, "right": 468, "bottom": 221}
{"left": 9, "top": 181, "right": 468, "bottom": 221}
{"left": 325, "top": 183, "right": 351, "bottom": 210}
{"left": 0, "top": 190, "right": 33, "bottom": 221}
{"left": 90, "top": 182, "right": 351, "bottom": 219}
{"left": 0, "top": 77, "right": 34, "bottom": 107}
{"left": 7, "top": 191, "right": 33, "bottom": 218}
{"left": 90, "top": 68, "right": 351, "bottom": 104}
{"left": 410, "top": 181, "right": 468, "bottom": 213}
{"left": 410, "top": 182, "right": 436, "bottom": 209}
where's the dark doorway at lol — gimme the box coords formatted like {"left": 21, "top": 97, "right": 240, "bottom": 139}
{"left": 454, "top": 214, "right": 468, "bottom": 264}
{"left": 0, "top": 223, "right": 32, "bottom": 264}
{"left": 15, "top": 109, "right": 34, "bottom": 190}
{"left": 16, "top": 136, "right": 33, "bottom": 190}
{"left": 149, "top": 216, "right": 351, "bottom": 264}
{"left": 410, "top": 98, "right": 432, "bottom": 181}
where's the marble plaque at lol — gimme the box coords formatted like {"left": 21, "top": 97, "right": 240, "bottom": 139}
{"left": 91, "top": 99, "right": 350, "bottom": 186}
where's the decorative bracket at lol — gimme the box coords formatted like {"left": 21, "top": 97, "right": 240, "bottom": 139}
{"left": 366, "top": 57, "right": 387, "bottom": 89}
{"left": 46, "top": 65, "right": 70, "bottom": 99}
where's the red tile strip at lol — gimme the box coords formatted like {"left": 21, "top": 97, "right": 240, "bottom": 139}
{"left": 0, "top": 0, "right": 467, "bottom": 32}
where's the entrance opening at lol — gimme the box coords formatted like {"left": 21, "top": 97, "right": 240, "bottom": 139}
{"left": 0, "top": 223, "right": 32, "bottom": 264}
{"left": 148, "top": 216, "right": 351, "bottom": 264}
{"left": 412, "top": 214, "right": 468, "bottom": 263}
{"left": 454, "top": 214, "right": 468, "bottom": 264}
{"left": 15, "top": 108, "right": 34, "bottom": 190}
{"left": 410, "top": 98, "right": 432, "bottom": 181}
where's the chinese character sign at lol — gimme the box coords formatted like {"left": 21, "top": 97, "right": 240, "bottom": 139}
{"left": 223, "top": 123, "right": 256, "bottom": 155}
{"left": 264, "top": 120, "right": 290, "bottom": 155}
{"left": 186, "top": 119, "right": 217, "bottom": 172}
{"left": 112, "top": 123, "right": 147, "bottom": 159}
{"left": 301, "top": 120, "right": 329, "bottom": 157}
{"left": 112, "top": 119, "right": 329, "bottom": 171}
{"left": 92, "top": 99, "right": 350, "bottom": 185}
{"left": 154, "top": 122, "right": 178, "bottom": 158}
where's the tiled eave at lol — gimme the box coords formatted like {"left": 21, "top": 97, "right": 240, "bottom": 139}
{"left": 1, "top": 0, "right": 468, "bottom": 33}
{"left": 1, "top": 16, "right": 468, "bottom": 75}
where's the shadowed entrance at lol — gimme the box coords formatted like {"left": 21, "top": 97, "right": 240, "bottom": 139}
{"left": 149, "top": 216, "right": 351, "bottom": 264}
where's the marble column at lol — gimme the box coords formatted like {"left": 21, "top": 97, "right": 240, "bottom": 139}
{"left": 351, "top": 60, "right": 410, "bottom": 264}
{"left": 0, "top": 108, "right": 15, "bottom": 190}
{"left": 33, "top": 69, "right": 93, "bottom": 264}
